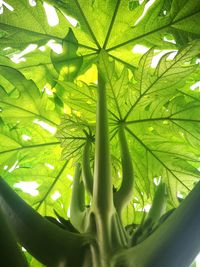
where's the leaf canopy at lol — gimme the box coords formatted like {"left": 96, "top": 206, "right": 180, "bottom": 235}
{"left": 0, "top": 3, "right": 200, "bottom": 262}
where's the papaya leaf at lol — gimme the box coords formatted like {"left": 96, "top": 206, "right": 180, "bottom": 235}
{"left": 1, "top": 2, "right": 200, "bottom": 265}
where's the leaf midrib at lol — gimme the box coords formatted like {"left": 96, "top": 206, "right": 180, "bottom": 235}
{"left": 74, "top": 0, "right": 101, "bottom": 50}
{"left": 35, "top": 142, "right": 85, "bottom": 210}
{"left": 123, "top": 47, "right": 191, "bottom": 120}
{"left": 126, "top": 117, "right": 200, "bottom": 124}
{"left": 0, "top": 100, "right": 58, "bottom": 126}
{"left": 36, "top": 159, "right": 68, "bottom": 210}
{"left": 0, "top": 22, "right": 98, "bottom": 52}
{"left": 106, "top": 8, "right": 200, "bottom": 52}
{"left": 0, "top": 141, "right": 60, "bottom": 155}
{"left": 152, "top": 150, "right": 199, "bottom": 162}
{"left": 125, "top": 116, "right": 200, "bottom": 144}
{"left": 103, "top": 0, "right": 121, "bottom": 49}
{"left": 125, "top": 126, "right": 190, "bottom": 190}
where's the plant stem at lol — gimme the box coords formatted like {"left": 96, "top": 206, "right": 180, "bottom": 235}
{"left": 0, "top": 207, "right": 28, "bottom": 267}
{"left": 93, "top": 62, "right": 113, "bottom": 215}
{"left": 70, "top": 163, "right": 86, "bottom": 232}
{"left": 114, "top": 125, "right": 134, "bottom": 216}
{"left": 91, "top": 52, "right": 116, "bottom": 266}
{"left": 147, "top": 183, "right": 166, "bottom": 222}
{"left": 82, "top": 141, "right": 93, "bottom": 195}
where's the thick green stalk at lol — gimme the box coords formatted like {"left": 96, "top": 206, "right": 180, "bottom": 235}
{"left": 93, "top": 65, "right": 113, "bottom": 214}
{"left": 0, "top": 177, "right": 89, "bottom": 267}
{"left": 147, "top": 183, "right": 166, "bottom": 222}
{"left": 131, "top": 183, "right": 166, "bottom": 245}
{"left": 82, "top": 141, "right": 93, "bottom": 195}
{"left": 0, "top": 207, "right": 28, "bottom": 267}
{"left": 114, "top": 125, "right": 134, "bottom": 216}
{"left": 70, "top": 163, "right": 86, "bottom": 232}
{"left": 113, "top": 182, "right": 200, "bottom": 267}
{"left": 91, "top": 52, "right": 117, "bottom": 266}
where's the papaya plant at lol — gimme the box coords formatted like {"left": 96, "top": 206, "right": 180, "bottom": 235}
{"left": 1, "top": 0, "right": 200, "bottom": 266}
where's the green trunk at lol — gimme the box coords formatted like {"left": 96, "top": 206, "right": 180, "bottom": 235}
{"left": 0, "top": 206, "right": 28, "bottom": 267}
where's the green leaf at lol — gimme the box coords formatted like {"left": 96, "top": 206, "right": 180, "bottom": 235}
{"left": 0, "top": 0, "right": 69, "bottom": 50}
{"left": 1, "top": 2, "right": 200, "bottom": 265}
{"left": 58, "top": 44, "right": 200, "bottom": 212}
{"left": 171, "top": 0, "right": 200, "bottom": 35}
